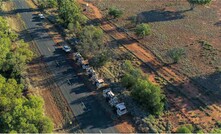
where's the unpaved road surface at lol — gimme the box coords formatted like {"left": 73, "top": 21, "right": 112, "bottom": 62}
{"left": 13, "top": 0, "right": 118, "bottom": 133}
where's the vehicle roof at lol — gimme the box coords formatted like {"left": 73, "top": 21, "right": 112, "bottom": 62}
{"left": 82, "top": 60, "right": 89, "bottom": 64}
{"left": 97, "top": 79, "right": 104, "bottom": 83}
{"left": 116, "top": 103, "right": 126, "bottom": 110}
{"left": 107, "top": 91, "right": 115, "bottom": 97}
{"left": 64, "top": 45, "right": 70, "bottom": 48}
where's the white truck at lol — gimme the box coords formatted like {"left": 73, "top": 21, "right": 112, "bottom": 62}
{"left": 72, "top": 52, "right": 82, "bottom": 61}
{"left": 94, "top": 79, "right": 105, "bottom": 89}
{"left": 115, "top": 103, "right": 128, "bottom": 116}
{"left": 86, "top": 67, "right": 96, "bottom": 76}
{"left": 80, "top": 60, "right": 90, "bottom": 70}
{"left": 62, "top": 45, "right": 71, "bottom": 52}
{"left": 103, "top": 88, "right": 127, "bottom": 116}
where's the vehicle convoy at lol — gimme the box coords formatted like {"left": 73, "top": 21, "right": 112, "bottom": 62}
{"left": 72, "top": 51, "right": 127, "bottom": 116}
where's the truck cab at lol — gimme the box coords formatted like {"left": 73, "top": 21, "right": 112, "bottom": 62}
{"left": 115, "top": 103, "right": 127, "bottom": 116}
{"left": 81, "top": 60, "right": 90, "bottom": 70}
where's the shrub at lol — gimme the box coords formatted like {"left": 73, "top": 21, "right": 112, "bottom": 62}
{"left": 187, "top": 0, "right": 212, "bottom": 9}
{"left": 168, "top": 48, "right": 185, "bottom": 63}
{"left": 108, "top": 7, "right": 123, "bottom": 19}
{"left": 77, "top": 25, "right": 104, "bottom": 57}
{"left": 90, "top": 51, "right": 110, "bottom": 68}
{"left": 135, "top": 23, "right": 151, "bottom": 37}
{"left": 176, "top": 124, "right": 194, "bottom": 133}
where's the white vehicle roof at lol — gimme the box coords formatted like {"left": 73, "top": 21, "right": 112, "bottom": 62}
{"left": 97, "top": 79, "right": 104, "bottom": 83}
{"left": 116, "top": 103, "right": 126, "bottom": 111}
{"left": 81, "top": 60, "right": 89, "bottom": 65}
{"left": 74, "top": 52, "right": 81, "bottom": 57}
{"left": 107, "top": 91, "right": 115, "bottom": 98}
{"left": 63, "top": 45, "right": 70, "bottom": 49}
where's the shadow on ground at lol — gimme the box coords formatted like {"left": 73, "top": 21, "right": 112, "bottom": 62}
{"left": 137, "top": 9, "right": 187, "bottom": 23}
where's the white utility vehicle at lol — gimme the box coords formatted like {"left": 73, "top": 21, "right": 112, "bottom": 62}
{"left": 115, "top": 103, "right": 127, "bottom": 116}
{"left": 103, "top": 88, "right": 114, "bottom": 98}
{"left": 62, "top": 45, "right": 71, "bottom": 52}
{"left": 94, "top": 79, "right": 105, "bottom": 89}
{"left": 73, "top": 52, "right": 82, "bottom": 61}
{"left": 38, "top": 13, "right": 45, "bottom": 19}
{"left": 86, "top": 67, "right": 95, "bottom": 75}
{"left": 81, "top": 60, "right": 90, "bottom": 69}
{"left": 103, "top": 88, "right": 119, "bottom": 107}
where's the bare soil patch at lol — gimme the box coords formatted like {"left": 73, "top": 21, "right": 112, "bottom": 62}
{"left": 27, "top": 62, "right": 64, "bottom": 129}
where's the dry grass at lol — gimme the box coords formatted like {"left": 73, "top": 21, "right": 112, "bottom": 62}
{"left": 87, "top": 0, "right": 221, "bottom": 81}
{"left": 2, "top": 2, "right": 23, "bottom": 32}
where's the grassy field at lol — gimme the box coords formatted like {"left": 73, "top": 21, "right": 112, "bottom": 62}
{"left": 87, "top": 0, "right": 221, "bottom": 85}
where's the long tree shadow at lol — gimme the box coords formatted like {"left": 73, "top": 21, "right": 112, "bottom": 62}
{"left": 0, "top": 8, "right": 40, "bottom": 16}
{"left": 137, "top": 9, "right": 186, "bottom": 23}
{"left": 192, "top": 71, "right": 221, "bottom": 96}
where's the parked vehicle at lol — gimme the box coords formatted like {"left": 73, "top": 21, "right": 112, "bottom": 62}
{"left": 115, "top": 103, "right": 127, "bottom": 116}
{"left": 94, "top": 79, "right": 105, "bottom": 89}
{"left": 38, "top": 13, "right": 45, "bottom": 19}
{"left": 62, "top": 45, "right": 71, "bottom": 52}
{"left": 109, "top": 97, "right": 119, "bottom": 107}
{"left": 103, "top": 88, "right": 114, "bottom": 99}
{"left": 86, "top": 67, "right": 95, "bottom": 75}
{"left": 73, "top": 52, "right": 82, "bottom": 61}
{"left": 81, "top": 60, "right": 90, "bottom": 69}
{"left": 77, "top": 57, "right": 84, "bottom": 64}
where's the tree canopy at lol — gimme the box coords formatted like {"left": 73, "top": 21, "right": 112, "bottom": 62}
{"left": 135, "top": 23, "right": 151, "bottom": 38}
{"left": 77, "top": 25, "right": 104, "bottom": 57}
{"left": 58, "top": 0, "right": 87, "bottom": 27}
{"left": 0, "top": 15, "right": 53, "bottom": 133}
{"left": 0, "top": 75, "right": 53, "bottom": 133}
{"left": 121, "top": 61, "right": 165, "bottom": 115}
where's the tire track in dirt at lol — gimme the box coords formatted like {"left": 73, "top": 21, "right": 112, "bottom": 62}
{"left": 78, "top": 0, "right": 221, "bottom": 132}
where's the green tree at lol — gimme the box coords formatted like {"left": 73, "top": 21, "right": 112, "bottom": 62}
{"left": 38, "top": 0, "right": 58, "bottom": 8}
{"left": 3, "top": 40, "right": 33, "bottom": 77}
{"left": 121, "top": 73, "right": 137, "bottom": 88}
{"left": 187, "top": 0, "right": 212, "bottom": 10}
{"left": 77, "top": 25, "right": 104, "bottom": 57}
{"left": 211, "top": 128, "right": 221, "bottom": 133}
{"left": 168, "top": 48, "right": 185, "bottom": 63}
{"left": 121, "top": 60, "right": 164, "bottom": 115}
{"left": 58, "top": 0, "right": 87, "bottom": 26}
{"left": 0, "top": 75, "right": 53, "bottom": 133}
{"left": 135, "top": 23, "right": 151, "bottom": 38}
{"left": 131, "top": 78, "right": 165, "bottom": 115}
{"left": 90, "top": 51, "right": 110, "bottom": 68}
{"left": 108, "top": 7, "right": 123, "bottom": 19}
{"left": 176, "top": 124, "right": 194, "bottom": 133}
